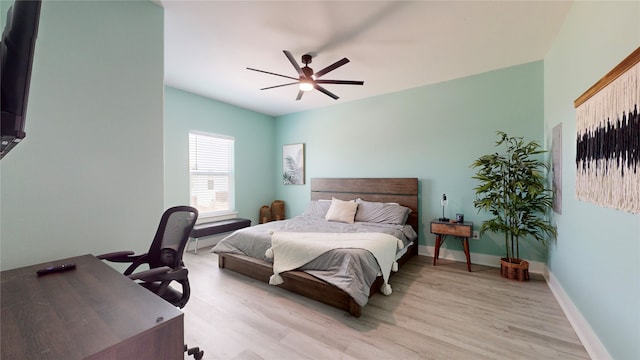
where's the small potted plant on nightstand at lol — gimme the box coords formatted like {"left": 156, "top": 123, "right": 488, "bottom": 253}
{"left": 471, "top": 131, "right": 557, "bottom": 281}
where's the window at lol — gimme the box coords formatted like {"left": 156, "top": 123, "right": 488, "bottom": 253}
{"left": 189, "top": 131, "right": 234, "bottom": 217}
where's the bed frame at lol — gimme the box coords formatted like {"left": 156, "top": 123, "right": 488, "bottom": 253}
{"left": 217, "top": 178, "right": 419, "bottom": 317}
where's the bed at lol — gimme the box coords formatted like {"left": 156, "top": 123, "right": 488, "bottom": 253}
{"left": 212, "top": 178, "right": 419, "bottom": 317}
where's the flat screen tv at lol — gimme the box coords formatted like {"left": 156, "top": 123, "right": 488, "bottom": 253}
{"left": 1, "top": 0, "right": 41, "bottom": 159}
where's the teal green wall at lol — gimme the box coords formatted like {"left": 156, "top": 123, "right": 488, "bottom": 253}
{"left": 1, "top": 1, "right": 636, "bottom": 357}
{"left": 275, "top": 61, "right": 546, "bottom": 261}
{"left": 544, "top": 2, "right": 639, "bottom": 359}
{"left": 163, "top": 86, "right": 276, "bottom": 225}
{"left": 0, "top": 1, "right": 164, "bottom": 270}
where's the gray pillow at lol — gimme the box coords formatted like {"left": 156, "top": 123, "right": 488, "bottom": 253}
{"left": 355, "top": 198, "right": 411, "bottom": 225}
{"left": 301, "top": 200, "right": 332, "bottom": 218}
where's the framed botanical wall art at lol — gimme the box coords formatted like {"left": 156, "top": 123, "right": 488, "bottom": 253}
{"left": 282, "top": 143, "right": 304, "bottom": 185}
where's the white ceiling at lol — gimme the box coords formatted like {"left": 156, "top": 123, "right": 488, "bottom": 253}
{"left": 159, "top": 1, "right": 572, "bottom": 117}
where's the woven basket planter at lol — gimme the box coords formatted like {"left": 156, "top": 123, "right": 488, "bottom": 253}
{"left": 500, "top": 258, "right": 529, "bottom": 281}
{"left": 271, "top": 200, "right": 285, "bottom": 221}
{"left": 259, "top": 205, "right": 271, "bottom": 224}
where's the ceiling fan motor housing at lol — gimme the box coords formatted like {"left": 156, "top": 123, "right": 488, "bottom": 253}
{"left": 302, "top": 67, "right": 314, "bottom": 78}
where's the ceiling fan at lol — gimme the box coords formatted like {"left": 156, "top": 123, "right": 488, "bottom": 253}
{"left": 247, "top": 50, "right": 364, "bottom": 100}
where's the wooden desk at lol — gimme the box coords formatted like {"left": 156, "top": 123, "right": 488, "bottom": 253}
{"left": 1, "top": 254, "right": 184, "bottom": 359}
{"left": 430, "top": 220, "right": 474, "bottom": 272}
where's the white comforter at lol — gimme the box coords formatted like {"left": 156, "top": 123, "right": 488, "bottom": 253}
{"left": 266, "top": 232, "right": 404, "bottom": 295}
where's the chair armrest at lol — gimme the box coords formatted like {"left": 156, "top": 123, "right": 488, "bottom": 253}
{"left": 96, "top": 251, "right": 138, "bottom": 262}
{"left": 128, "top": 266, "right": 172, "bottom": 281}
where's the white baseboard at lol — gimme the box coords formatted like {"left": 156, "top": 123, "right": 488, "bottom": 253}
{"left": 545, "top": 271, "right": 612, "bottom": 360}
{"left": 419, "top": 245, "right": 545, "bottom": 273}
{"left": 418, "top": 245, "right": 610, "bottom": 359}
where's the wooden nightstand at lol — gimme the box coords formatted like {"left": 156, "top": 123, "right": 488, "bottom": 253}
{"left": 430, "top": 220, "right": 474, "bottom": 272}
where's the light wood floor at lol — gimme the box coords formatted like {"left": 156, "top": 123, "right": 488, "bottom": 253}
{"left": 181, "top": 248, "right": 589, "bottom": 360}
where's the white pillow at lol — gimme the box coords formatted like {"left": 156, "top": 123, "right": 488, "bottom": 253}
{"left": 325, "top": 198, "right": 358, "bottom": 224}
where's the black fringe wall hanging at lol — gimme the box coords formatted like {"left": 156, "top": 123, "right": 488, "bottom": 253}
{"left": 574, "top": 47, "right": 640, "bottom": 214}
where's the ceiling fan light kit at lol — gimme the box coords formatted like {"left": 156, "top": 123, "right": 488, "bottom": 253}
{"left": 247, "top": 50, "right": 364, "bottom": 100}
{"left": 299, "top": 78, "right": 314, "bottom": 92}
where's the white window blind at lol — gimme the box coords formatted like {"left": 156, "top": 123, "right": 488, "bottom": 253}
{"left": 189, "top": 132, "right": 234, "bottom": 216}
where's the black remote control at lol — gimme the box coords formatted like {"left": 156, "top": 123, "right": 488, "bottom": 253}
{"left": 37, "top": 263, "right": 77, "bottom": 276}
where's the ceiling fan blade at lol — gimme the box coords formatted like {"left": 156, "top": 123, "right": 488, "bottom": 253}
{"left": 283, "top": 50, "right": 305, "bottom": 77}
{"left": 260, "top": 82, "right": 298, "bottom": 90}
{"left": 296, "top": 90, "right": 304, "bottom": 101}
{"left": 315, "top": 79, "right": 364, "bottom": 86}
{"left": 247, "top": 67, "right": 298, "bottom": 81}
{"left": 314, "top": 84, "right": 339, "bottom": 100}
{"left": 313, "top": 58, "right": 350, "bottom": 79}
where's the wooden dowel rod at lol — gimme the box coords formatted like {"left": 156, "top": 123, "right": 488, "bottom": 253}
{"left": 574, "top": 46, "right": 640, "bottom": 108}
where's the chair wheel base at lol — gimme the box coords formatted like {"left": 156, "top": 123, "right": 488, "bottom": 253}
{"left": 185, "top": 344, "right": 204, "bottom": 359}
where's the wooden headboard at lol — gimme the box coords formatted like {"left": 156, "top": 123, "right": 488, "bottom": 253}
{"left": 310, "top": 178, "right": 419, "bottom": 235}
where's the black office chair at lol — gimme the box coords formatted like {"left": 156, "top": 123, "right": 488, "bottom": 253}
{"left": 98, "top": 205, "right": 204, "bottom": 359}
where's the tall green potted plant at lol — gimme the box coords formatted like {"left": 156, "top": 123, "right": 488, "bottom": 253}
{"left": 471, "top": 131, "right": 557, "bottom": 281}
